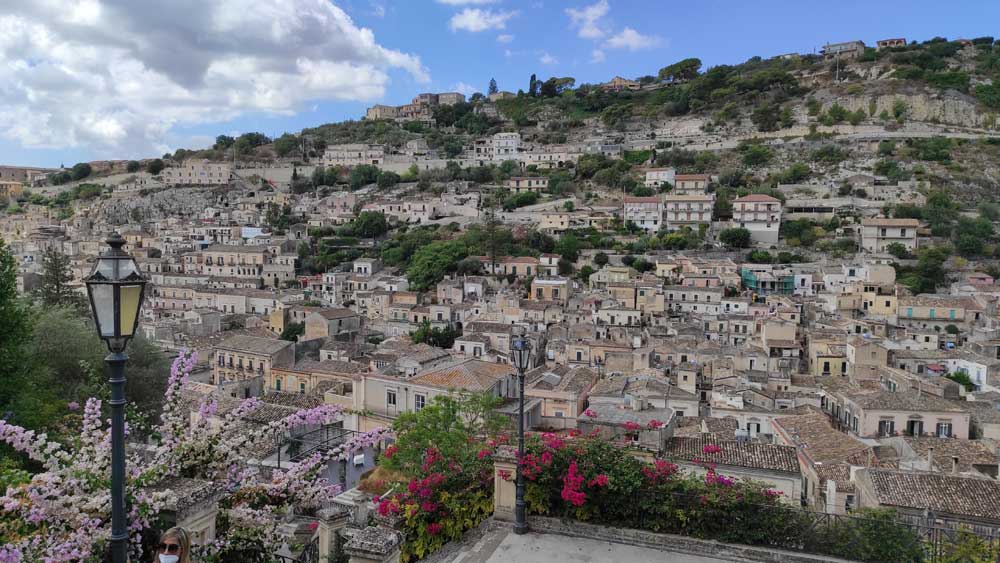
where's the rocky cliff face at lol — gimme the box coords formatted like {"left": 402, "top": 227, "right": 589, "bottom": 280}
{"left": 90, "top": 186, "right": 224, "bottom": 224}
{"left": 817, "top": 85, "right": 995, "bottom": 130}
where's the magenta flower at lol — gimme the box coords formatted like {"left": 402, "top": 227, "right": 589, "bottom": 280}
{"left": 702, "top": 444, "right": 722, "bottom": 454}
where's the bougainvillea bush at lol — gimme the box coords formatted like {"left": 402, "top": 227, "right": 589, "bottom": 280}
{"left": 0, "top": 350, "right": 391, "bottom": 562}
{"left": 372, "top": 394, "right": 509, "bottom": 563}
{"left": 518, "top": 433, "right": 925, "bottom": 563}
{"left": 520, "top": 433, "right": 789, "bottom": 536}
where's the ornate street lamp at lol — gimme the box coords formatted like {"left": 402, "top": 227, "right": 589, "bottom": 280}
{"left": 509, "top": 334, "right": 532, "bottom": 535}
{"left": 83, "top": 232, "right": 148, "bottom": 563}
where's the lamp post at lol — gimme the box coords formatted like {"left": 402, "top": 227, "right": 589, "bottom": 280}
{"left": 83, "top": 233, "right": 148, "bottom": 563}
{"left": 509, "top": 335, "right": 532, "bottom": 535}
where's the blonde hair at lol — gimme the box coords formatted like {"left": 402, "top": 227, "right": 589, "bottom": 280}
{"left": 158, "top": 527, "right": 193, "bottom": 563}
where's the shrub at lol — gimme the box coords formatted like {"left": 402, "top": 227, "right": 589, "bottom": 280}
{"left": 719, "top": 227, "right": 752, "bottom": 248}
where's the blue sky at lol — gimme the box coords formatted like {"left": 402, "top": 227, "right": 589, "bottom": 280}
{"left": 2, "top": 0, "right": 998, "bottom": 168}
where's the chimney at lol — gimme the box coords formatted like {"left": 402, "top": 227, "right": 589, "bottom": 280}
{"left": 926, "top": 447, "right": 934, "bottom": 470}
{"left": 952, "top": 456, "right": 959, "bottom": 475}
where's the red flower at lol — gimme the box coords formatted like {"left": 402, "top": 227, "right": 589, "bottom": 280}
{"left": 383, "top": 445, "right": 398, "bottom": 459}
{"left": 587, "top": 474, "right": 609, "bottom": 488}
{"left": 540, "top": 451, "right": 553, "bottom": 466}
{"left": 647, "top": 420, "right": 664, "bottom": 429}
{"left": 426, "top": 523, "right": 443, "bottom": 536}
{"left": 561, "top": 461, "right": 587, "bottom": 507}
{"left": 498, "top": 470, "right": 513, "bottom": 482}
{"left": 541, "top": 432, "right": 565, "bottom": 450}
{"left": 420, "top": 501, "right": 438, "bottom": 513}
{"left": 584, "top": 409, "right": 598, "bottom": 417}
{"left": 641, "top": 460, "right": 678, "bottom": 485}
{"left": 477, "top": 448, "right": 491, "bottom": 459}
{"left": 622, "top": 421, "right": 641, "bottom": 432}
{"left": 702, "top": 444, "right": 722, "bottom": 454}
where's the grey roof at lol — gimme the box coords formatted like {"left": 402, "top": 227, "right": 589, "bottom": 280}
{"left": 581, "top": 402, "right": 673, "bottom": 425}
{"left": 868, "top": 469, "right": 1000, "bottom": 521}
{"left": 664, "top": 437, "right": 801, "bottom": 475}
{"left": 215, "top": 334, "right": 293, "bottom": 355}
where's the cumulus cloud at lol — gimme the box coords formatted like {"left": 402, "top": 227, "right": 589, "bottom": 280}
{"left": 0, "top": 0, "right": 428, "bottom": 158}
{"left": 497, "top": 33, "right": 514, "bottom": 43}
{"left": 565, "top": 0, "right": 609, "bottom": 39}
{"left": 539, "top": 52, "right": 558, "bottom": 65}
{"left": 452, "top": 82, "right": 478, "bottom": 96}
{"left": 590, "top": 49, "right": 606, "bottom": 63}
{"left": 603, "top": 27, "right": 661, "bottom": 51}
{"left": 449, "top": 8, "right": 517, "bottom": 32}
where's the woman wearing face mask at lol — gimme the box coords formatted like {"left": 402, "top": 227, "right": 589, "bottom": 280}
{"left": 153, "top": 527, "right": 192, "bottom": 563}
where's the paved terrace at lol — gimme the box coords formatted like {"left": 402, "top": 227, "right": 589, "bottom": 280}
{"left": 430, "top": 518, "right": 851, "bottom": 563}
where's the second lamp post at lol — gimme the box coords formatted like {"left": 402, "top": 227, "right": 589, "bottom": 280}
{"left": 509, "top": 334, "right": 532, "bottom": 535}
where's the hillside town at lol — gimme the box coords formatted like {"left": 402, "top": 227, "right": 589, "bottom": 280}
{"left": 5, "top": 24, "right": 1000, "bottom": 563}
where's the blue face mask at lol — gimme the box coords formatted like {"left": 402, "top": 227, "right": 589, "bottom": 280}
{"left": 159, "top": 555, "right": 179, "bottom": 563}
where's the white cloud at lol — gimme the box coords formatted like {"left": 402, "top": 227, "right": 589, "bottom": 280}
{"left": 603, "top": 27, "right": 661, "bottom": 51}
{"left": 590, "top": 49, "right": 605, "bottom": 63}
{"left": 497, "top": 33, "right": 514, "bottom": 43}
{"left": 539, "top": 52, "right": 558, "bottom": 65}
{"left": 369, "top": 1, "right": 386, "bottom": 18}
{"left": 452, "top": 81, "right": 478, "bottom": 96}
{"left": 565, "top": 0, "right": 609, "bottom": 39}
{"left": 436, "top": 0, "right": 498, "bottom": 4}
{"left": 0, "top": 0, "right": 428, "bottom": 158}
{"left": 449, "top": 8, "right": 517, "bottom": 32}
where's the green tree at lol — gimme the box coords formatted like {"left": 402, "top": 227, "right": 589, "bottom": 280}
{"left": 719, "top": 227, "right": 752, "bottom": 248}
{"left": 410, "top": 320, "right": 461, "bottom": 349}
{"left": 885, "top": 242, "right": 911, "bottom": 259}
{"left": 578, "top": 265, "right": 594, "bottom": 283}
{"left": 407, "top": 240, "right": 468, "bottom": 291}
{"left": 34, "top": 246, "right": 84, "bottom": 310}
{"left": 214, "top": 135, "right": 236, "bottom": 150}
{"left": 353, "top": 211, "right": 389, "bottom": 239}
{"left": 280, "top": 322, "right": 304, "bottom": 342}
{"left": 349, "top": 165, "right": 380, "bottom": 189}
{"left": 529, "top": 73, "right": 538, "bottom": 97}
{"left": 126, "top": 161, "right": 141, "bottom": 173}
{"left": 383, "top": 393, "right": 509, "bottom": 476}
{"left": 0, "top": 238, "right": 32, "bottom": 425}
{"left": 273, "top": 133, "right": 299, "bottom": 157}
{"left": 740, "top": 144, "right": 773, "bottom": 167}
{"left": 377, "top": 171, "right": 401, "bottom": 188}
{"left": 488, "top": 78, "right": 498, "bottom": 95}
{"left": 658, "top": 58, "right": 702, "bottom": 81}
{"left": 593, "top": 252, "right": 609, "bottom": 267}
{"left": 554, "top": 233, "right": 581, "bottom": 262}
{"left": 146, "top": 159, "right": 165, "bottom": 175}
{"left": 70, "top": 162, "right": 92, "bottom": 181}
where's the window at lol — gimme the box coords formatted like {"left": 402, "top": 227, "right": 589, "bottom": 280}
{"left": 275, "top": 378, "right": 281, "bottom": 391}
{"left": 576, "top": 351, "right": 583, "bottom": 361}
{"left": 386, "top": 389, "right": 397, "bottom": 408}
{"left": 907, "top": 307, "right": 913, "bottom": 317}
{"left": 936, "top": 422, "right": 952, "bottom": 438}
{"left": 846, "top": 495, "right": 856, "bottom": 512}
{"left": 414, "top": 394, "right": 426, "bottom": 411}
{"left": 299, "top": 382, "right": 306, "bottom": 394}
{"left": 247, "top": 360, "right": 253, "bottom": 371}
{"left": 878, "top": 420, "right": 895, "bottom": 437}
